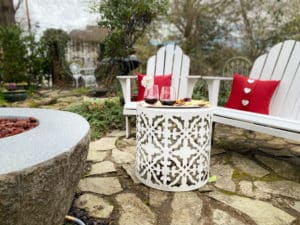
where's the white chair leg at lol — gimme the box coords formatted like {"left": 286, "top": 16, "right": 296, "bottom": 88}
{"left": 125, "top": 116, "right": 131, "bottom": 138}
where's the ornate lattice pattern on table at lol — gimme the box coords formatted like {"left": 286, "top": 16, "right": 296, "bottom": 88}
{"left": 136, "top": 107, "right": 212, "bottom": 191}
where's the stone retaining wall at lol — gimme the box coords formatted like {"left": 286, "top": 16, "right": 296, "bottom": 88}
{"left": 214, "top": 124, "right": 300, "bottom": 157}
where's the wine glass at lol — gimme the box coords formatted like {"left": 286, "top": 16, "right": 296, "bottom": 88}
{"left": 160, "top": 86, "right": 177, "bottom": 106}
{"left": 144, "top": 85, "right": 159, "bottom": 104}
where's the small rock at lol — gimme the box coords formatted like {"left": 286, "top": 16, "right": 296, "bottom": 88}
{"left": 211, "top": 147, "right": 226, "bottom": 156}
{"left": 290, "top": 146, "right": 300, "bottom": 156}
{"left": 284, "top": 139, "right": 300, "bottom": 145}
{"left": 231, "top": 153, "right": 269, "bottom": 178}
{"left": 122, "top": 163, "right": 141, "bottom": 184}
{"left": 239, "top": 180, "right": 271, "bottom": 200}
{"left": 254, "top": 133, "right": 273, "bottom": 141}
{"left": 208, "top": 191, "right": 296, "bottom": 225}
{"left": 255, "top": 155, "right": 300, "bottom": 181}
{"left": 89, "top": 137, "right": 118, "bottom": 151}
{"left": 198, "top": 184, "right": 214, "bottom": 193}
{"left": 239, "top": 180, "right": 255, "bottom": 198}
{"left": 87, "top": 161, "right": 116, "bottom": 176}
{"left": 264, "top": 138, "right": 287, "bottom": 149}
{"left": 74, "top": 193, "right": 113, "bottom": 218}
{"left": 112, "top": 149, "right": 135, "bottom": 164}
{"left": 115, "top": 193, "right": 156, "bottom": 225}
{"left": 210, "top": 164, "right": 236, "bottom": 192}
{"left": 289, "top": 201, "right": 300, "bottom": 213}
{"left": 149, "top": 189, "right": 168, "bottom": 207}
{"left": 107, "top": 130, "right": 126, "bottom": 137}
{"left": 257, "top": 147, "right": 292, "bottom": 157}
{"left": 212, "top": 209, "right": 246, "bottom": 225}
{"left": 254, "top": 181, "right": 300, "bottom": 200}
{"left": 122, "top": 146, "right": 136, "bottom": 156}
{"left": 122, "top": 138, "right": 136, "bottom": 146}
{"left": 171, "top": 192, "right": 204, "bottom": 225}
{"left": 78, "top": 177, "right": 123, "bottom": 195}
{"left": 87, "top": 151, "right": 107, "bottom": 162}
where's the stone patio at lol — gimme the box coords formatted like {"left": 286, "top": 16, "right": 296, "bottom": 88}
{"left": 69, "top": 130, "right": 300, "bottom": 225}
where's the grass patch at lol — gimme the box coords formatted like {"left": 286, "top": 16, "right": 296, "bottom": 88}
{"left": 71, "top": 87, "right": 91, "bottom": 95}
{"left": 65, "top": 97, "right": 125, "bottom": 140}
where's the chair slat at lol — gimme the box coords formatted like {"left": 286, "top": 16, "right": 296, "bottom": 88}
{"left": 147, "top": 56, "right": 156, "bottom": 76}
{"left": 271, "top": 42, "right": 300, "bottom": 117}
{"left": 178, "top": 55, "right": 190, "bottom": 98}
{"left": 260, "top": 42, "right": 282, "bottom": 80}
{"left": 271, "top": 40, "right": 295, "bottom": 80}
{"left": 283, "top": 61, "right": 300, "bottom": 118}
{"left": 249, "top": 54, "right": 267, "bottom": 79}
{"left": 155, "top": 46, "right": 166, "bottom": 75}
{"left": 172, "top": 46, "right": 184, "bottom": 95}
{"left": 164, "top": 44, "right": 176, "bottom": 74}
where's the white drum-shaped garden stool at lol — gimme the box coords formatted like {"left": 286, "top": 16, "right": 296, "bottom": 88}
{"left": 136, "top": 105, "right": 213, "bottom": 192}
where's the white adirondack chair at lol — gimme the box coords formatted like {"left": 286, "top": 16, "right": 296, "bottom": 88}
{"left": 117, "top": 44, "right": 200, "bottom": 138}
{"left": 203, "top": 40, "right": 300, "bottom": 141}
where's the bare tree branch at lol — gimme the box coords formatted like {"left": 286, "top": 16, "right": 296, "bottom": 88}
{"left": 14, "top": 0, "right": 23, "bottom": 13}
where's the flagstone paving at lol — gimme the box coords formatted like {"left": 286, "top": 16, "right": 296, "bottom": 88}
{"left": 69, "top": 130, "right": 300, "bottom": 225}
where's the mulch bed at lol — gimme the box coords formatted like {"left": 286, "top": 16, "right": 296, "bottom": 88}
{"left": 0, "top": 117, "right": 38, "bottom": 138}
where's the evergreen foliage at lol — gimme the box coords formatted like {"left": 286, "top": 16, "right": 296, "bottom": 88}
{"left": 0, "top": 26, "right": 28, "bottom": 82}
{"left": 40, "top": 28, "right": 71, "bottom": 86}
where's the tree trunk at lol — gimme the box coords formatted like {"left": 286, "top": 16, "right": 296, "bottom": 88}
{"left": 0, "top": 0, "right": 16, "bottom": 26}
{"left": 52, "top": 58, "right": 64, "bottom": 86}
{"left": 238, "top": 0, "right": 257, "bottom": 59}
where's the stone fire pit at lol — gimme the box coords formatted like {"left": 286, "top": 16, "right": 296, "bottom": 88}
{"left": 0, "top": 108, "right": 90, "bottom": 225}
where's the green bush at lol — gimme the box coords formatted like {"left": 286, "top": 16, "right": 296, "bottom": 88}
{"left": 0, "top": 26, "right": 48, "bottom": 85}
{"left": 0, "top": 26, "right": 27, "bottom": 82}
{"left": 65, "top": 98, "right": 125, "bottom": 140}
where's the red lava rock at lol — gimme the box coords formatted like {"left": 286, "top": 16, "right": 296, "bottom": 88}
{"left": 0, "top": 117, "right": 39, "bottom": 138}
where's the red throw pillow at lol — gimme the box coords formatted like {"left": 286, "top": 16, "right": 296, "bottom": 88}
{"left": 136, "top": 74, "right": 172, "bottom": 101}
{"left": 225, "top": 74, "right": 280, "bottom": 114}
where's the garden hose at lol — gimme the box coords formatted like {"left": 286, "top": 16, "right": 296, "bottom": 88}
{"left": 65, "top": 215, "right": 86, "bottom": 225}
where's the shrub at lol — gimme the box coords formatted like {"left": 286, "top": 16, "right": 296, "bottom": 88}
{"left": 0, "top": 26, "right": 48, "bottom": 85}
{"left": 0, "top": 26, "right": 27, "bottom": 82}
{"left": 65, "top": 98, "right": 125, "bottom": 140}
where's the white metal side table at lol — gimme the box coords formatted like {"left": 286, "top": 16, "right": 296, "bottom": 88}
{"left": 136, "top": 105, "right": 213, "bottom": 192}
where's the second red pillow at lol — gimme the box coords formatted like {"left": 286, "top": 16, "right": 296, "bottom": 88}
{"left": 137, "top": 74, "right": 172, "bottom": 101}
{"left": 225, "top": 74, "right": 280, "bottom": 114}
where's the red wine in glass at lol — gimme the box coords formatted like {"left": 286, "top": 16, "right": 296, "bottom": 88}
{"left": 145, "top": 98, "right": 158, "bottom": 104}
{"left": 160, "top": 100, "right": 176, "bottom": 105}
{"left": 144, "top": 85, "right": 159, "bottom": 105}
{"left": 160, "top": 86, "right": 176, "bottom": 106}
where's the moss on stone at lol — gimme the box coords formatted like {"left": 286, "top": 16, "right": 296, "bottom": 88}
{"left": 258, "top": 174, "right": 283, "bottom": 182}
{"left": 232, "top": 169, "right": 252, "bottom": 181}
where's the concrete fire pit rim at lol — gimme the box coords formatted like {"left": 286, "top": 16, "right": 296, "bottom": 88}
{"left": 0, "top": 107, "right": 90, "bottom": 175}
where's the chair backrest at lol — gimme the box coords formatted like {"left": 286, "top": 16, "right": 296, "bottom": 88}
{"left": 223, "top": 56, "right": 252, "bottom": 77}
{"left": 146, "top": 44, "right": 190, "bottom": 98}
{"left": 249, "top": 40, "right": 300, "bottom": 120}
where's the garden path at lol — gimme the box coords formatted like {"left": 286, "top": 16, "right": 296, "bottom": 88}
{"left": 69, "top": 130, "right": 300, "bottom": 225}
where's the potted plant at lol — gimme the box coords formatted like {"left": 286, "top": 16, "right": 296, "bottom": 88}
{"left": 2, "top": 82, "right": 27, "bottom": 102}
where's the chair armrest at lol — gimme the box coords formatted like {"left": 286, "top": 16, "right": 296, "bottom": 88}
{"left": 117, "top": 75, "right": 137, "bottom": 103}
{"left": 202, "top": 76, "right": 233, "bottom": 81}
{"left": 187, "top": 75, "right": 202, "bottom": 79}
{"left": 202, "top": 76, "right": 233, "bottom": 106}
{"left": 182, "top": 75, "right": 202, "bottom": 98}
{"left": 116, "top": 75, "right": 137, "bottom": 79}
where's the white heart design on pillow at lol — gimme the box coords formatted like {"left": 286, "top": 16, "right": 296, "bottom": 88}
{"left": 244, "top": 87, "right": 251, "bottom": 94}
{"left": 247, "top": 79, "right": 255, "bottom": 84}
{"left": 241, "top": 99, "right": 249, "bottom": 106}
